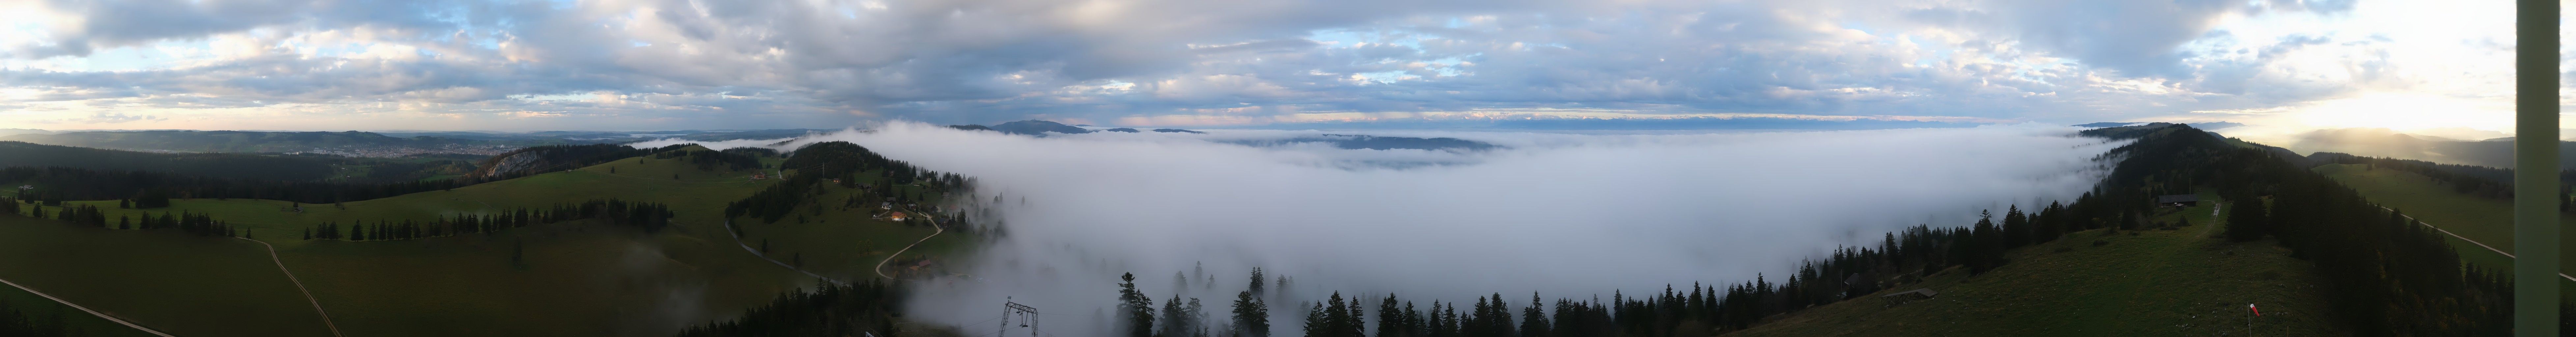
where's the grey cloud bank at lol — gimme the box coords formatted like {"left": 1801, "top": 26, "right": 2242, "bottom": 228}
{"left": 743, "top": 122, "right": 2122, "bottom": 334}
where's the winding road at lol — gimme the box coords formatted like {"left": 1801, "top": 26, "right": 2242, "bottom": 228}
{"left": 237, "top": 237, "right": 348, "bottom": 337}
{"left": 0, "top": 277, "right": 176, "bottom": 337}
{"left": 874, "top": 217, "right": 943, "bottom": 280}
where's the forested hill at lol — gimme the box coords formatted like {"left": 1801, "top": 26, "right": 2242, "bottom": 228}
{"left": 0, "top": 141, "right": 337, "bottom": 181}
{"left": 0, "top": 130, "right": 520, "bottom": 154}
{"left": 0, "top": 142, "right": 669, "bottom": 204}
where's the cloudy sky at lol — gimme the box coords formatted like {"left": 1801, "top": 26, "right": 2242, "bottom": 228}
{"left": 0, "top": 0, "right": 2548, "bottom": 132}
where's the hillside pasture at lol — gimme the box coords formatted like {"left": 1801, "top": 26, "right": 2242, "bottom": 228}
{"left": 1729, "top": 191, "right": 2343, "bottom": 336}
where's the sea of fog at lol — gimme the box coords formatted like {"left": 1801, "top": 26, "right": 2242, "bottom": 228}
{"left": 638, "top": 122, "right": 2128, "bottom": 335}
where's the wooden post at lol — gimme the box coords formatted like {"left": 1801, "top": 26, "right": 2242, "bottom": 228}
{"left": 2515, "top": 0, "right": 2561, "bottom": 334}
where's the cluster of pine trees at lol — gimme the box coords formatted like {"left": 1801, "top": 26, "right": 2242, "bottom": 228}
{"left": 303, "top": 198, "right": 675, "bottom": 241}
{"left": 5, "top": 198, "right": 237, "bottom": 237}
{"left": 651, "top": 146, "right": 767, "bottom": 171}
{"left": 33, "top": 204, "right": 107, "bottom": 228}
{"left": 0, "top": 307, "right": 69, "bottom": 337}
{"left": 672, "top": 280, "right": 905, "bottom": 337}
{"left": 130, "top": 211, "right": 236, "bottom": 237}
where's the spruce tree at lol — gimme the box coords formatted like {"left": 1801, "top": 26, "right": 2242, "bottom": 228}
{"left": 1378, "top": 295, "right": 1404, "bottom": 337}
{"left": 2224, "top": 197, "right": 2268, "bottom": 242}
{"left": 1342, "top": 293, "right": 1366, "bottom": 337}
{"left": 1118, "top": 273, "right": 1157, "bottom": 337}
{"left": 1248, "top": 268, "right": 1266, "bottom": 296}
{"left": 1968, "top": 210, "right": 2001, "bottom": 274}
{"left": 1233, "top": 291, "right": 1269, "bottom": 337}
{"left": 1403, "top": 301, "right": 1423, "bottom": 337}
{"left": 1186, "top": 298, "right": 1208, "bottom": 337}
{"left": 1303, "top": 302, "right": 1327, "bottom": 337}
{"left": 2002, "top": 205, "right": 2030, "bottom": 248}
{"left": 1519, "top": 293, "right": 1549, "bottom": 337}
{"left": 1321, "top": 293, "right": 1349, "bottom": 337}
{"left": 1165, "top": 294, "right": 1190, "bottom": 337}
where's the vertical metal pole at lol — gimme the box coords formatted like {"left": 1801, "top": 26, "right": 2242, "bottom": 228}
{"left": 2517, "top": 0, "right": 2562, "bottom": 334}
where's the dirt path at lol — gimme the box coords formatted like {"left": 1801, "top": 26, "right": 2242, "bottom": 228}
{"left": 875, "top": 215, "right": 943, "bottom": 280}
{"left": 0, "top": 277, "right": 178, "bottom": 337}
{"left": 2198, "top": 202, "right": 2223, "bottom": 238}
{"left": 238, "top": 237, "right": 348, "bottom": 337}
{"left": 722, "top": 220, "right": 847, "bottom": 285}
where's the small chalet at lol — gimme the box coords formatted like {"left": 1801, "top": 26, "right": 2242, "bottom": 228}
{"left": 888, "top": 212, "right": 909, "bottom": 221}
{"left": 1880, "top": 288, "right": 1939, "bottom": 306}
{"left": 881, "top": 202, "right": 894, "bottom": 210}
{"left": 15, "top": 185, "right": 31, "bottom": 190}
{"left": 751, "top": 172, "right": 768, "bottom": 180}
{"left": 2155, "top": 194, "right": 2200, "bottom": 207}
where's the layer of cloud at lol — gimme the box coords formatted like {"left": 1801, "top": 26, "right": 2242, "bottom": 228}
{"left": 0, "top": 0, "right": 2441, "bottom": 131}
{"left": 751, "top": 122, "right": 2121, "bottom": 334}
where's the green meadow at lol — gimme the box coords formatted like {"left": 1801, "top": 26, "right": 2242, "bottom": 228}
{"left": 0, "top": 146, "right": 975, "bottom": 336}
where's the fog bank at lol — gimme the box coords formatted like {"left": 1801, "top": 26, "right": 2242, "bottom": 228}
{"left": 774, "top": 122, "right": 2125, "bottom": 334}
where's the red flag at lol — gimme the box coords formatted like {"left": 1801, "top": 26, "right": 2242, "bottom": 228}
{"left": 2248, "top": 303, "right": 2260, "bottom": 316}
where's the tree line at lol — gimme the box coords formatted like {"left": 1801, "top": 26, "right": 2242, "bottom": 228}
{"left": 303, "top": 198, "right": 674, "bottom": 241}
{"left": 6, "top": 196, "right": 238, "bottom": 237}
{"left": 672, "top": 280, "right": 906, "bottom": 337}
{"left": 651, "top": 146, "right": 767, "bottom": 172}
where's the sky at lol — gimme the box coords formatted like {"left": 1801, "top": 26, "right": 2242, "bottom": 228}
{"left": 0, "top": 0, "right": 2554, "bottom": 133}
{"left": 743, "top": 122, "right": 2120, "bottom": 334}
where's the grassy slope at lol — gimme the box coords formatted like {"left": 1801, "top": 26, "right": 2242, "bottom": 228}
{"left": 730, "top": 171, "right": 976, "bottom": 282}
{"left": 1730, "top": 191, "right": 2343, "bottom": 337}
{"left": 0, "top": 215, "right": 336, "bottom": 337}
{"left": 0, "top": 148, "right": 838, "bottom": 336}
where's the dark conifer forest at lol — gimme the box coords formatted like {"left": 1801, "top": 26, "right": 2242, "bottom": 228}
{"left": 301, "top": 198, "right": 675, "bottom": 241}
{"left": 725, "top": 141, "right": 972, "bottom": 224}
{"left": 672, "top": 281, "right": 906, "bottom": 337}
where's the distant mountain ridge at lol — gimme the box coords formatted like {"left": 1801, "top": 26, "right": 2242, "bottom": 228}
{"left": 945, "top": 120, "right": 1216, "bottom": 136}
{"left": 2077, "top": 121, "right": 2243, "bottom": 129}
{"left": 2, "top": 129, "right": 826, "bottom": 156}
{"left": 0, "top": 130, "right": 503, "bottom": 154}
